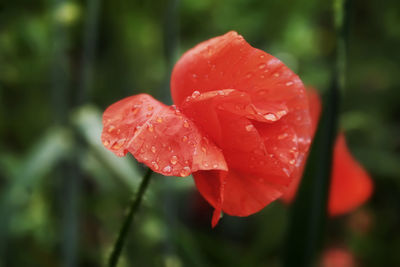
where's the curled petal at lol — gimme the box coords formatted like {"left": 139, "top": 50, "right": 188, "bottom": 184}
{"left": 171, "top": 31, "right": 309, "bottom": 124}
{"left": 181, "top": 89, "right": 303, "bottom": 217}
{"left": 101, "top": 94, "right": 227, "bottom": 176}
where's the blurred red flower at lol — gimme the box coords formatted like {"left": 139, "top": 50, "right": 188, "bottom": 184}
{"left": 280, "top": 90, "right": 374, "bottom": 216}
{"left": 102, "top": 31, "right": 366, "bottom": 226}
{"left": 319, "top": 247, "right": 357, "bottom": 267}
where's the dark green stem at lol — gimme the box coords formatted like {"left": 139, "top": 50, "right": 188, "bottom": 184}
{"left": 108, "top": 168, "right": 153, "bottom": 267}
{"left": 283, "top": 1, "right": 349, "bottom": 266}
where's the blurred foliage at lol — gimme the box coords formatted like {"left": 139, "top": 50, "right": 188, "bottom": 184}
{"left": 0, "top": 0, "right": 399, "bottom": 266}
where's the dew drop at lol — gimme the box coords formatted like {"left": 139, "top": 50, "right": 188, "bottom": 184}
{"left": 108, "top": 125, "right": 116, "bottom": 133}
{"left": 264, "top": 113, "right": 277, "bottom": 121}
{"left": 192, "top": 73, "right": 198, "bottom": 79}
{"left": 286, "top": 81, "right": 294, "bottom": 86}
{"left": 283, "top": 168, "right": 290, "bottom": 177}
{"left": 191, "top": 90, "right": 200, "bottom": 98}
{"left": 203, "top": 162, "right": 209, "bottom": 167}
{"left": 278, "top": 133, "right": 288, "bottom": 140}
{"left": 259, "top": 54, "right": 265, "bottom": 59}
{"left": 246, "top": 73, "right": 253, "bottom": 79}
{"left": 260, "top": 75, "right": 265, "bottom": 79}
{"left": 151, "top": 161, "right": 159, "bottom": 170}
{"left": 273, "top": 72, "right": 280, "bottom": 77}
{"left": 151, "top": 146, "right": 156, "bottom": 153}
{"left": 111, "top": 139, "right": 125, "bottom": 150}
{"left": 170, "top": 155, "right": 178, "bottom": 165}
{"left": 132, "top": 104, "right": 140, "bottom": 114}
{"left": 182, "top": 136, "right": 188, "bottom": 142}
{"left": 201, "top": 146, "right": 207, "bottom": 153}
{"left": 146, "top": 112, "right": 152, "bottom": 118}
{"left": 175, "top": 109, "right": 181, "bottom": 115}
{"left": 289, "top": 159, "right": 296, "bottom": 165}
{"left": 102, "top": 140, "right": 110, "bottom": 146}
{"left": 183, "top": 120, "right": 189, "bottom": 128}
{"left": 258, "top": 63, "right": 266, "bottom": 70}
{"left": 147, "top": 106, "right": 154, "bottom": 111}
{"left": 180, "top": 166, "right": 191, "bottom": 177}
{"left": 162, "top": 165, "right": 172, "bottom": 173}
{"left": 213, "top": 164, "right": 219, "bottom": 168}
{"left": 245, "top": 124, "right": 254, "bottom": 132}
{"left": 148, "top": 124, "right": 154, "bottom": 132}
{"left": 156, "top": 117, "right": 163, "bottom": 123}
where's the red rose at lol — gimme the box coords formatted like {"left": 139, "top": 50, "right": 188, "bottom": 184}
{"left": 101, "top": 31, "right": 314, "bottom": 226}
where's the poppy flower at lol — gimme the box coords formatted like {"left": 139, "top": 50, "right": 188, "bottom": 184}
{"left": 101, "top": 31, "right": 314, "bottom": 226}
{"left": 280, "top": 90, "right": 374, "bottom": 216}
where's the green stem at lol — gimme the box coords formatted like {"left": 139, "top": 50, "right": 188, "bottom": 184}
{"left": 283, "top": 1, "right": 349, "bottom": 266}
{"left": 108, "top": 168, "right": 153, "bottom": 267}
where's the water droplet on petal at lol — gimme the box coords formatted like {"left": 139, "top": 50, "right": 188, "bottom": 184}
{"left": 102, "top": 140, "right": 110, "bottom": 146}
{"left": 245, "top": 124, "right": 254, "bottom": 132}
{"left": 170, "top": 155, "right": 178, "bottom": 165}
{"left": 192, "top": 73, "right": 198, "bottom": 79}
{"left": 108, "top": 125, "right": 116, "bottom": 133}
{"left": 112, "top": 139, "right": 125, "bottom": 150}
{"left": 147, "top": 106, "right": 154, "bottom": 111}
{"left": 246, "top": 73, "right": 253, "bottom": 79}
{"left": 203, "top": 162, "right": 209, "bottom": 167}
{"left": 182, "top": 136, "right": 188, "bottom": 142}
{"left": 258, "top": 63, "right": 266, "bottom": 70}
{"left": 192, "top": 90, "right": 200, "bottom": 98}
{"left": 283, "top": 168, "right": 290, "bottom": 177}
{"left": 180, "top": 166, "right": 191, "bottom": 177}
{"left": 213, "top": 164, "right": 218, "bottom": 168}
{"left": 286, "top": 81, "right": 294, "bottom": 86}
{"left": 278, "top": 133, "right": 288, "bottom": 140}
{"left": 156, "top": 117, "right": 163, "bottom": 123}
{"left": 201, "top": 146, "right": 207, "bottom": 153}
{"left": 289, "top": 159, "right": 296, "bottom": 165}
{"left": 264, "top": 113, "right": 277, "bottom": 121}
{"left": 152, "top": 161, "right": 159, "bottom": 170}
{"left": 183, "top": 120, "right": 189, "bottom": 128}
{"left": 151, "top": 146, "right": 156, "bottom": 153}
{"left": 273, "top": 72, "right": 280, "bottom": 77}
{"left": 148, "top": 124, "right": 154, "bottom": 132}
{"left": 162, "top": 165, "right": 172, "bottom": 173}
{"left": 259, "top": 54, "right": 265, "bottom": 59}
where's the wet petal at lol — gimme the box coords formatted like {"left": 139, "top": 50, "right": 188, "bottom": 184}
{"left": 280, "top": 89, "right": 322, "bottom": 203}
{"left": 181, "top": 90, "right": 301, "bottom": 217}
{"left": 101, "top": 94, "right": 227, "bottom": 176}
{"left": 171, "top": 31, "right": 309, "bottom": 129}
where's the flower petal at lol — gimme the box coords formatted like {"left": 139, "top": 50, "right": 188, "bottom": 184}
{"left": 181, "top": 89, "right": 303, "bottom": 217}
{"left": 329, "top": 134, "right": 373, "bottom": 216}
{"left": 280, "top": 89, "right": 322, "bottom": 203}
{"left": 171, "top": 31, "right": 309, "bottom": 125}
{"left": 101, "top": 94, "right": 227, "bottom": 176}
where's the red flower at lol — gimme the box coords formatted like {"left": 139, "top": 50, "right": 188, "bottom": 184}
{"left": 101, "top": 31, "right": 314, "bottom": 226}
{"left": 281, "top": 90, "right": 374, "bottom": 216}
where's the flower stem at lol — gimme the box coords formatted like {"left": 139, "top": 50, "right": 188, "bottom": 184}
{"left": 108, "top": 168, "right": 153, "bottom": 267}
